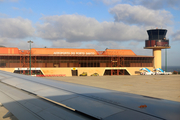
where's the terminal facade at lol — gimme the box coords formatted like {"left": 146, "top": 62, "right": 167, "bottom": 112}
{"left": 0, "top": 48, "right": 153, "bottom": 76}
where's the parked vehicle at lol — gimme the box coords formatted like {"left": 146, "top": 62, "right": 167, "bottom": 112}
{"left": 139, "top": 68, "right": 155, "bottom": 75}
{"left": 91, "top": 73, "right": 99, "bottom": 76}
{"left": 154, "top": 68, "right": 172, "bottom": 75}
{"left": 80, "top": 72, "right": 87, "bottom": 76}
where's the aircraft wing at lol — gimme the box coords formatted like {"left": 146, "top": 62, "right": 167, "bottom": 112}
{"left": 0, "top": 70, "right": 180, "bottom": 120}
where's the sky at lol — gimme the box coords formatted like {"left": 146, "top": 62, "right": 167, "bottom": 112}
{"left": 0, "top": 0, "right": 180, "bottom": 66}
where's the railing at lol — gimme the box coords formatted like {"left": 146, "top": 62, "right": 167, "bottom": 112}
{"left": 145, "top": 39, "right": 169, "bottom": 47}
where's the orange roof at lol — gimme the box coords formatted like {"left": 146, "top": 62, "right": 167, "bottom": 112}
{"left": 102, "top": 49, "right": 136, "bottom": 56}
{"left": 31, "top": 48, "right": 98, "bottom": 55}
{"left": 0, "top": 47, "right": 137, "bottom": 56}
{"left": 0, "top": 47, "right": 19, "bottom": 54}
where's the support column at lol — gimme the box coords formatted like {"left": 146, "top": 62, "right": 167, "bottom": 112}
{"left": 153, "top": 48, "right": 162, "bottom": 68}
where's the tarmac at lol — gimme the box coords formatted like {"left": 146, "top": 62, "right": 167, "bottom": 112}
{"left": 0, "top": 74, "right": 180, "bottom": 120}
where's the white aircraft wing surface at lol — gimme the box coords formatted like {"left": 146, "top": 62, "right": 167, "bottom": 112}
{"left": 0, "top": 70, "right": 180, "bottom": 120}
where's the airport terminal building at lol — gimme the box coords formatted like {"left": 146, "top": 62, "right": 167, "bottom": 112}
{"left": 0, "top": 47, "right": 154, "bottom": 76}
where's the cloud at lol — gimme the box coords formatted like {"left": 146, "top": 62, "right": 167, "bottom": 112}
{"left": 51, "top": 40, "right": 81, "bottom": 48}
{"left": 12, "top": 7, "right": 33, "bottom": 14}
{"left": 101, "top": 41, "right": 126, "bottom": 49}
{"left": 129, "top": 41, "right": 139, "bottom": 46}
{"left": 85, "top": 43, "right": 103, "bottom": 50}
{"left": 0, "top": 37, "right": 46, "bottom": 49}
{"left": 131, "top": 0, "right": 180, "bottom": 10}
{"left": 0, "top": 13, "right": 9, "bottom": 18}
{"left": 36, "top": 14, "right": 147, "bottom": 42}
{"left": 10, "top": 0, "right": 18, "bottom": 2}
{"left": 0, "top": 0, "right": 19, "bottom": 2}
{"left": 130, "top": 47, "right": 152, "bottom": 56}
{"left": 0, "top": 37, "right": 7, "bottom": 46}
{"left": 0, "top": 38, "right": 24, "bottom": 49}
{"left": 87, "top": 2, "right": 92, "bottom": 5}
{"left": 12, "top": 7, "right": 20, "bottom": 10}
{"left": 109, "top": 4, "right": 173, "bottom": 26}
{"left": 172, "top": 30, "right": 180, "bottom": 41}
{"left": 97, "top": 0, "right": 180, "bottom": 9}
{"left": 84, "top": 41, "right": 127, "bottom": 51}
{"left": 0, "top": 17, "right": 35, "bottom": 39}
{"left": 96, "top": 0, "right": 122, "bottom": 5}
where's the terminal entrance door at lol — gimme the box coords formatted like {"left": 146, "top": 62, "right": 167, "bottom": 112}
{"left": 71, "top": 70, "right": 78, "bottom": 76}
{"left": 104, "top": 69, "right": 130, "bottom": 75}
{"left": 14, "top": 69, "right": 43, "bottom": 75}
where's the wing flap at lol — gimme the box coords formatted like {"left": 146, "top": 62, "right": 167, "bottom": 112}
{"left": 61, "top": 96, "right": 124, "bottom": 119}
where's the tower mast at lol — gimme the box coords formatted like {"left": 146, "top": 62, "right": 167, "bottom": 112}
{"left": 144, "top": 28, "right": 170, "bottom": 69}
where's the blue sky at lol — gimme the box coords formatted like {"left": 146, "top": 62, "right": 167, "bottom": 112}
{"left": 0, "top": 0, "right": 180, "bottom": 66}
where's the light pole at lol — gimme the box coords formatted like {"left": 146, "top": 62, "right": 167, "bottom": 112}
{"left": 165, "top": 47, "right": 167, "bottom": 72}
{"left": 165, "top": 44, "right": 167, "bottom": 72}
{"left": 28, "top": 40, "right": 33, "bottom": 75}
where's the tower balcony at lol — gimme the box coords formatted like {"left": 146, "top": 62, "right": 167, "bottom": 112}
{"left": 144, "top": 39, "right": 170, "bottom": 49}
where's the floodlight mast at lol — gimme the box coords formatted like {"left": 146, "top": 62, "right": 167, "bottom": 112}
{"left": 27, "top": 40, "right": 33, "bottom": 75}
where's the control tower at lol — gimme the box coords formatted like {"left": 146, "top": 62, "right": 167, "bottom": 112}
{"left": 144, "top": 28, "right": 170, "bottom": 69}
